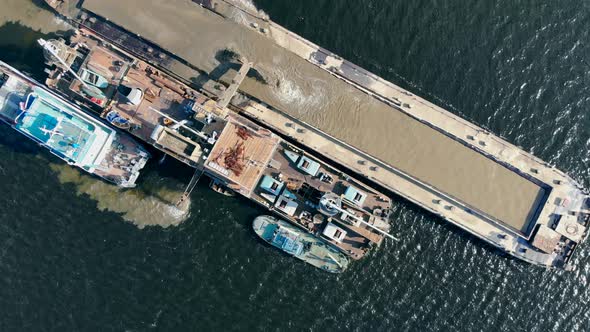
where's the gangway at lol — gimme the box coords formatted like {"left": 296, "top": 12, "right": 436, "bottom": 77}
{"left": 176, "top": 169, "right": 205, "bottom": 207}
{"left": 217, "top": 59, "right": 252, "bottom": 108}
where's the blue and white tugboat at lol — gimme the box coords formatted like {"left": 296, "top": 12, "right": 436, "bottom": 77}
{"left": 0, "top": 61, "right": 149, "bottom": 187}
{"left": 253, "top": 215, "right": 349, "bottom": 273}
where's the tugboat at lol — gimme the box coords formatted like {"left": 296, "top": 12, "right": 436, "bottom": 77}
{"left": 209, "top": 178, "right": 235, "bottom": 197}
{"left": 253, "top": 215, "right": 349, "bottom": 273}
{"left": 0, "top": 61, "right": 150, "bottom": 187}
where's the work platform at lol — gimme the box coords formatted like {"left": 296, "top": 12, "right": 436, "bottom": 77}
{"left": 205, "top": 116, "right": 279, "bottom": 197}
{"left": 45, "top": 0, "right": 590, "bottom": 268}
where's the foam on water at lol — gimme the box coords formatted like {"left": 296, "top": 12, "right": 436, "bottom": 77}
{"left": 48, "top": 163, "right": 190, "bottom": 228}
{"left": 256, "top": 61, "right": 329, "bottom": 115}
{"left": 225, "top": 0, "right": 268, "bottom": 20}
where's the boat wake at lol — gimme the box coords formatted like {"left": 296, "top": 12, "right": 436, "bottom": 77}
{"left": 224, "top": 0, "right": 269, "bottom": 21}
{"left": 257, "top": 62, "right": 328, "bottom": 117}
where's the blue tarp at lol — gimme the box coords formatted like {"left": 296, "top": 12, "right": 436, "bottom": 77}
{"left": 106, "top": 111, "right": 129, "bottom": 126}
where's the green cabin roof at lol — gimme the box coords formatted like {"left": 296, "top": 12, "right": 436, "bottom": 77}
{"left": 344, "top": 186, "right": 367, "bottom": 206}
{"left": 259, "top": 175, "right": 284, "bottom": 195}
{"left": 296, "top": 155, "right": 320, "bottom": 176}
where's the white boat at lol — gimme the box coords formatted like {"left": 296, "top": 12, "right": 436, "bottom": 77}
{"left": 0, "top": 61, "right": 150, "bottom": 187}
{"left": 253, "top": 215, "right": 349, "bottom": 273}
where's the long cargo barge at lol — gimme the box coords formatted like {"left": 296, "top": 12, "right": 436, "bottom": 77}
{"left": 43, "top": 0, "right": 590, "bottom": 269}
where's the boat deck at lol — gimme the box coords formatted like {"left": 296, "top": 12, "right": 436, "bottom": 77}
{"left": 253, "top": 216, "right": 349, "bottom": 272}
{"left": 250, "top": 142, "right": 392, "bottom": 259}
{"left": 205, "top": 116, "right": 280, "bottom": 196}
{"left": 19, "top": 88, "right": 104, "bottom": 165}
{"left": 111, "top": 64, "right": 189, "bottom": 137}
{"left": 60, "top": 34, "right": 131, "bottom": 109}
{"left": 93, "top": 132, "right": 149, "bottom": 186}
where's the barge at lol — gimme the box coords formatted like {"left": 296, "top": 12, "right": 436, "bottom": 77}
{"left": 43, "top": 0, "right": 590, "bottom": 269}
{"left": 40, "top": 30, "right": 395, "bottom": 261}
{"left": 0, "top": 60, "right": 149, "bottom": 187}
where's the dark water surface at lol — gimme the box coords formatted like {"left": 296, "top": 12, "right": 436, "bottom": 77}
{"left": 1, "top": 0, "right": 590, "bottom": 331}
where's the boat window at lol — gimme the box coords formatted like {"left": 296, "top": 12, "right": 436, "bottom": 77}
{"left": 0, "top": 73, "right": 7, "bottom": 88}
{"left": 117, "top": 85, "right": 133, "bottom": 97}
{"left": 279, "top": 200, "right": 287, "bottom": 209}
{"left": 302, "top": 160, "right": 310, "bottom": 169}
{"left": 270, "top": 182, "right": 279, "bottom": 190}
{"left": 354, "top": 193, "right": 363, "bottom": 202}
{"left": 334, "top": 230, "right": 343, "bottom": 238}
{"left": 84, "top": 71, "right": 98, "bottom": 85}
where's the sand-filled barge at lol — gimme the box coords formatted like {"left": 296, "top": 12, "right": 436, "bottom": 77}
{"left": 43, "top": 0, "right": 590, "bottom": 269}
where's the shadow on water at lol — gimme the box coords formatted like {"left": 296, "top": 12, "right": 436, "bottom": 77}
{"left": 189, "top": 74, "right": 215, "bottom": 91}
{"left": 0, "top": 22, "right": 72, "bottom": 156}
{"left": 212, "top": 48, "right": 268, "bottom": 84}
{"left": 188, "top": 65, "right": 267, "bottom": 93}
{"left": 28, "top": 0, "right": 53, "bottom": 11}
{"left": 0, "top": 21, "right": 71, "bottom": 80}
{"left": 0, "top": 124, "right": 41, "bottom": 156}
{"left": 247, "top": 67, "right": 268, "bottom": 85}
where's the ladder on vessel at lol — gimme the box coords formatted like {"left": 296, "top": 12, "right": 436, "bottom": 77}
{"left": 176, "top": 169, "right": 205, "bottom": 207}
